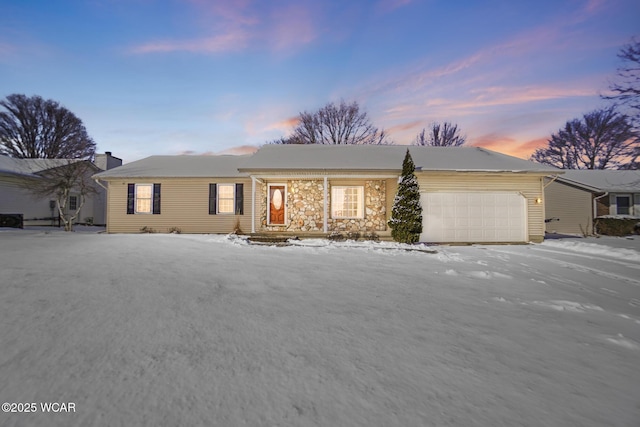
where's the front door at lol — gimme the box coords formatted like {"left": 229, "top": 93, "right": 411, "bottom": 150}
{"left": 269, "top": 185, "right": 286, "bottom": 225}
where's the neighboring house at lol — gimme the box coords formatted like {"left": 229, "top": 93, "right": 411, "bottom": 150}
{"left": 94, "top": 145, "right": 558, "bottom": 243}
{"left": 0, "top": 152, "right": 121, "bottom": 226}
{"left": 544, "top": 170, "right": 640, "bottom": 235}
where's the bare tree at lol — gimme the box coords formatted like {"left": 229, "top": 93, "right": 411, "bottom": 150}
{"left": 1, "top": 94, "right": 98, "bottom": 231}
{"left": 530, "top": 107, "right": 638, "bottom": 169}
{"left": 605, "top": 38, "right": 640, "bottom": 117}
{"left": 275, "top": 100, "right": 391, "bottom": 145}
{"left": 23, "top": 160, "right": 99, "bottom": 231}
{"left": 0, "top": 94, "right": 96, "bottom": 159}
{"left": 413, "top": 122, "right": 466, "bottom": 146}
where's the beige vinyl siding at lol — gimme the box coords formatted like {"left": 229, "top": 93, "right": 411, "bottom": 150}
{"left": 416, "top": 172, "right": 546, "bottom": 242}
{"left": 544, "top": 180, "right": 593, "bottom": 235}
{"left": 105, "top": 178, "right": 252, "bottom": 233}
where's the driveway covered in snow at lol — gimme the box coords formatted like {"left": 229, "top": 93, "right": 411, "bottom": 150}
{"left": 1, "top": 229, "right": 639, "bottom": 426}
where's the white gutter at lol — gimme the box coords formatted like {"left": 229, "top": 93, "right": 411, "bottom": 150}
{"left": 593, "top": 192, "right": 609, "bottom": 226}
{"left": 543, "top": 174, "right": 560, "bottom": 188}
{"left": 93, "top": 178, "right": 107, "bottom": 190}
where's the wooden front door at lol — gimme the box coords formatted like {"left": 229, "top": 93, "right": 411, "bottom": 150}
{"left": 269, "top": 185, "right": 286, "bottom": 225}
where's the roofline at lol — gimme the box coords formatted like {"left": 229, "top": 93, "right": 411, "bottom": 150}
{"left": 0, "top": 169, "right": 38, "bottom": 178}
{"left": 552, "top": 173, "right": 640, "bottom": 193}
{"left": 552, "top": 175, "right": 609, "bottom": 193}
{"left": 92, "top": 174, "right": 250, "bottom": 180}
{"left": 417, "top": 169, "right": 557, "bottom": 174}
{"left": 1, "top": 158, "right": 97, "bottom": 178}
{"left": 237, "top": 168, "right": 400, "bottom": 174}
{"left": 239, "top": 168, "right": 556, "bottom": 174}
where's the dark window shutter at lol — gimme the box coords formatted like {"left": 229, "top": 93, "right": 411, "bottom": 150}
{"left": 209, "top": 184, "right": 217, "bottom": 215}
{"left": 235, "top": 183, "right": 244, "bottom": 215}
{"left": 152, "top": 184, "right": 161, "bottom": 214}
{"left": 127, "top": 184, "right": 135, "bottom": 214}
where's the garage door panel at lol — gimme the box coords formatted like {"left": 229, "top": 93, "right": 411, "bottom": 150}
{"left": 421, "top": 192, "right": 527, "bottom": 243}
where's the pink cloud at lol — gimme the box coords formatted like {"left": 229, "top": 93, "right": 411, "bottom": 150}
{"left": 269, "top": 4, "right": 318, "bottom": 52}
{"left": 129, "top": 30, "right": 250, "bottom": 54}
{"left": 129, "top": 1, "right": 320, "bottom": 55}
{"left": 175, "top": 146, "right": 258, "bottom": 156}
{"left": 216, "top": 145, "right": 259, "bottom": 155}
{"left": 386, "top": 120, "right": 423, "bottom": 135}
{"left": 471, "top": 134, "right": 548, "bottom": 159}
{"left": 266, "top": 116, "right": 300, "bottom": 132}
{"left": 376, "top": 0, "right": 413, "bottom": 14}
{"left": 461, "top": 85, "right": 596, "bottom": 109}
{"left": 584, "top": 0, "right": 606, "bottom": 14}
{"left": 184, "top": 0, "right": 258, "bottom": 26}
{"left": 0, "top": 41, "right": 16, "bottom": 56}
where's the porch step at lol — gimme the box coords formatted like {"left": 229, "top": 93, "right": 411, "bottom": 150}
{"left": 247, "top": 235, "right": 299, "bottom": 244}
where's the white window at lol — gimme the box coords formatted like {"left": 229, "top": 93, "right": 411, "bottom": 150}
{"left": 331, "top": 186, "right": 364, "bottom": 218}
{"left": 217, "top": 184, "right": 235, "bottom": 214}
{"left": 136, "top": 184, "right": 153, "bottom": 214}
{"left": 69, "top": 195, "right": 78, "bottom": 211}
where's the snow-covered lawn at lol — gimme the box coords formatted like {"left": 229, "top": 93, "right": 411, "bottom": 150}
{"left": 1, "top": 228, "right": 639, "bottom": 426}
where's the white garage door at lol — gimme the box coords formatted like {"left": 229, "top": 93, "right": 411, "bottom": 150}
{"left": 420, "top": 192, "right": 527, "bottom": 243}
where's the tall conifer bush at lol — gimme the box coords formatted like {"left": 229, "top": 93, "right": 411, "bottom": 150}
{"left": 388, "top": 149, "right": 423, "bottom": 243}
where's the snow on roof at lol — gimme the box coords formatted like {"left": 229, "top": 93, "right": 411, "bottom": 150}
{"left": 239, "top": 145, "right": 559, "bottom": 173}
{"left": 556, "top": 170, "right": 640, "bottom": 193}
{"left": 91, "top": 146, "right": 559, "bottom": 179}
{"left": 0, "top": 156, "right": 84, "bottom": 177}
{"left": 93, "top": 155, "right": 251, "bottom": 179}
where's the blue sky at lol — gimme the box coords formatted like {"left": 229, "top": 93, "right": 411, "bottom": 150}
{"left": 1, "top": 0, "right": 638, "bottom": 163}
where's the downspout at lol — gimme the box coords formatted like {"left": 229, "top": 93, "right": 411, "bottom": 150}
{"left": 593, "top": 192, "right": 609, "bottom": 235}
{"left": 323, "top": 176, "right": 328, "bottom": 233}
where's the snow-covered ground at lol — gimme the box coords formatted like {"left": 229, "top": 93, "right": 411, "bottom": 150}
{"left": 1, "top": 227, "right": 639, "bottom": 427}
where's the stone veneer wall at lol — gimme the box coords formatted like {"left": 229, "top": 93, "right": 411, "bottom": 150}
{"left": 327, "top": 180, "right": 386, "bottom": 232}
{"left": 259, "top": 179, "right": 387, "bottom": 233}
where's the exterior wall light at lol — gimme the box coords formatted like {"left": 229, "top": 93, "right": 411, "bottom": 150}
{"left": 535, "top": 197, "right": 543, "bottom": 204}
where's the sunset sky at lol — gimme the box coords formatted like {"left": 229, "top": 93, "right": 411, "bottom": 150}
{"left": 1, "top": 0, "right": 638, "bottom": 163}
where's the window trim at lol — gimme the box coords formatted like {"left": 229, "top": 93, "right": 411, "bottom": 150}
{"left": 209, "top": 183, "right": 244, "bottom": 215}
{"left": 615, "top": 194, "right": 632, "bottom": 216}
{"left": 135, "top": 183, "right": 154, "bottom": 214}
{"left": 331, "top": 185, "right": 364, "bottom": 219}
{"left": 69, "top": 195, "right": 78, "bottom": 211}
{"left": 217, "top": 183, "right": 235, "bottom": 215}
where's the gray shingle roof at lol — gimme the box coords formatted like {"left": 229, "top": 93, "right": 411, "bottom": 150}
{"left": 556, "top": 170, "right": 640, "bottom": 192}
{"left": 93, "top": 155, "right": 251, "bottom": 179}
{"left": 91, "top": 145, "right": 560, "bottom": 180}
{"left": 0, "top": 156, "right": 84, "bottom": 177}
{"left": 239, "top": 145, "right": 560, "bottom": 173}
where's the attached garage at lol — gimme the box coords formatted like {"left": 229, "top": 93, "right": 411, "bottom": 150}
{"left": 420, "top": 192, "right": 528, "bottom": 243}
